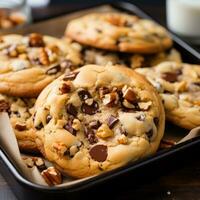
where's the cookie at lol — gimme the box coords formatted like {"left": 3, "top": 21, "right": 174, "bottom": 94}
{"left": 83, "top": 47, "right": 181, "bottom": 69}
{"left": 65, "top": 13, "right": 173, "bottom": 53}
{"left": 136, "top": 61, "right": 200, "bottom": 129}
{"left": 34, "top": 64, "right": 165, "bottom": 178}
{"left": 0, "top": 34, "right": 83, "bottom": 97}
{"left": 0, "top": 94, "right": 38, "bottom": 153}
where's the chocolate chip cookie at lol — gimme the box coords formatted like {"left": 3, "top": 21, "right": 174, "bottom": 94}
{"left": 65, "top": 13, "right": 173, "bottom": 53}
{"left": 0, "top": 94, "right": 38, "bottom": 153}
{"left": 34, "top": 64, "right": 165, "bottom": 178}
{"left": 0, "top": 34, "right": 83, "bottom": 97}
{"left": 136, "top": 61, "right": 200, "bottom": 129}
{"left": 83, "top": 47, "right": 182, "bottom": 69}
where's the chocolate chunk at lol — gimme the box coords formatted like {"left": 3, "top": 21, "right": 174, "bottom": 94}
{"left": 107, "top": 115, "right": 119, "bottom": 129}
{"left": 84, "top": 126, "right": 98, "bottom": 144}
{"left": 29, "top": 33, "right": 45, "bottom": 47}
{"left": 193, "top": 82, "right": 200, "bottom": 87}
{"left": 15, "top": 123, "right": 27, "bottom": 131}
{"left": 153, "top": 117, "right": 159, "bottom": 126}
{"left": 89, "top": 145, "right": 108, "bottom": 162}
{"left": 46, "top": 114, "right": 52, "bottom": 124}
{"left": 35, "top": 123, "right": 43, "bottom": 130}
{"left": 46, "top": 64, "right": 61, "bottom": 75}
{"left": 0, "top": 100, "right": 10, "bottom": 112}
{"left": 66, "top": 103, "right": 77, "bottom": 117}
{"left": 59, "top": 83, "right": 71, "bottom": 94}
{"left": 81, "top": 101, "right": 99, "bottom": 115}
{"left": 63, "top": 72, "right": 79, "bottom": 81}
{"left": 89, "top": 120, "right": 101, "bottom": 129}
{"left": 78, "top": 90, "right": 91, "bottom": 101}
{"left": 118, "top": 126, "right": 128, "bottom": 136}
{"left": 64, "top": 122, "right": 76, "bottom": 136}
{"left": 146, "top": 129, "right": 153, "bottom": 139}
{"left": 136, "top": 114, "right": 146, "bottom": 121}
{"left": 162, "top": 71, "right": 181, "bottom": 83}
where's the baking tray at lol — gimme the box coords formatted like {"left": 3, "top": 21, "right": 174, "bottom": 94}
{"left": 1, "top": 2, "right": 200, "bottom": 199}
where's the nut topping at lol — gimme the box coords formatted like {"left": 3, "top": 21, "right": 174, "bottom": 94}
{"left": 63, "top": 71, "right": 79, "bottom": 81}
{"left": 122, "top": 86, "right": 137, "bottom": 103}
{"left": 89, "top": 145, "right": 108, "bottom": 162}
{"left": 72, "top": 119, "right": 81, "bottom": 131}
{"left": 15, "top": 123, "right": 27, "bottom": 131}
{"left": 99, "top": 87, "right": 110, "bottom": 98}
{"left": 122, "top": 99, "right": 135, "bottom": 109}
{"left": 52, "top": 142, "right": 67, "bottom": 156}
{"left": 107, "top": 115, "right": 119, "bottom": 129}
{"left": 96, "top": 124, "right": 113, "bottom": 138}
{"left": 69, "top": 145, "right": 79, "bottom": 157}
{"left": 59, "top": 82, "right": 71, "bottom": 94}
{"left": 138, "top": 101, "right": 152, "bottom": 111}
{"left": 117, "top": 134, "right": 128, "bottom": 144}
{"left": 0, "top": 100, "right": 10, "bottom": 112}
{"left": 29, "top": 33, "right": 45, "bottom": 47}
{"left": 102, "top": 92, "right": 118, "bottom": 106}
{"left": 39, "top": 48, "right": 49, "bottom": 65}
{"left": 41, "top": 167, "right": 62, "bottom": 186}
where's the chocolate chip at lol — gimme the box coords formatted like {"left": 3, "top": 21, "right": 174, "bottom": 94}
{"left": 46, "top": 114, "right": 52, "bottom": 124}
{"left": 89, "top": 120, "right": 101, "bottom": 129}
{"left": 0, "top": 100, "right": 10, "bottom": 112}
{"left": 193, "top": 82, "right": 200, "bottom": 87}
{"left": 81, "top": 101, "right": 99, "bottom": 115}
{"left": 89, "top": 145, "right": 108, "bottom": 162}
{"left": 63, "top": 72, "right": 79, "bottom": 81}
{"left": 59, "top": 83, "right": 71, "bottom": 94}
{"left": 15, "top": 123, "right": 27, "bottom": 131}
{"left": 146, "top": 129, "right": 153, "bottom": 139}
{"left": 107, "top": 115, "right": 119, "bottom": 129}
{"left": 84, "top": 126, "right": 98, "bottom": 144}
{"left": 162, "top": 71, "right": 181, "bottom": 83}
{"left": 35, "top": 123, "right": 43, "bottom": 130}
{"left": 66, "top": 103, "right": 77, "bottom": 117}
{"left": 153, "top": 117, "right": 159, "bottom": 126}
{"left": 46, "top": 64, "right": 61, "bottom": 75}
{"left": 78, "top": 90, "right": 91, "bottom": 101}
{"left": 136, "top": 114, "right": 146, "bottom": 121}
{"left": 64, "top": 122, "right": 76, "bottom": 136}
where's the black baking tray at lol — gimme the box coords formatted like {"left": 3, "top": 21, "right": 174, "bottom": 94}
{"left": 1, "top": 2, "right": 200, "bottom": 200}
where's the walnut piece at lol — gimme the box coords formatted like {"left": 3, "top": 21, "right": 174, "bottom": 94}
{"left": 96, "top": 124, "right": 113, "bottom": 138}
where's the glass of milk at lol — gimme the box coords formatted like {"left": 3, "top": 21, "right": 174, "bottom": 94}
{"left": 167, "top": 0, "right": 200, "bottom": 44}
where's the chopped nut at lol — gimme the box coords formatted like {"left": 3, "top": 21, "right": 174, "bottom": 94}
{"left": 102, "top": 92, "right": 118, "bottom": 106}
{"left": 29, "top": 33, "right": 45, "bottom": 47}
{"left": 72, "top": 119, "right": 81, "bottom": 131}
{"left": 122, "top": 99, "right": 135, "bottom": 109}
{"left": 23, "top": 157, "right": 34, "bottom": 168}
{"left": 15, "top": 123, "right": 27, "bottom": 131}
{"left": 99, "top": 87, "right": 110, "bottom": 98}
{"left": 41, "top": 167, "right": 62, "bottom": 186}
{"left": 39, "top": 48, "right": 49, "bottom": 65}
{"left": 122, "top": 86, "right": 137, "bottom": 103}
{"left": 32, "top": 157, "right": 46, "bottom": 171}
{"left": 52, "top": 142, "right": 67, "bottom": 156}
{"left": 0, "top": 100, "right": 10, "bottom": 112}
{"left": 16, "top": 44, "right": 26, "bottom": 53}
{"left": 59, "top": 81, "right": 71, "bottom": 94}
{"left": 117, "top": 134, "right": 128, "bottom": 144}
{"left": 46, "top": 64, "right": 61, "bottom": 75}
{"left": 138, "top": 101, "right": 152, "bottom": 111}
{"left": 69, "top": 145, "right": 79, "bottom": 157}
{"left": 96, "top": 124, "right": 113, "bottom": 138}
{"left": 85, "top": 98, "right": 94, "bottom": 106}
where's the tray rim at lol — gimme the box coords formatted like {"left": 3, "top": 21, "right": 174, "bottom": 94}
{"left": 1, "top": 0, "right": 200, "bottom": 192}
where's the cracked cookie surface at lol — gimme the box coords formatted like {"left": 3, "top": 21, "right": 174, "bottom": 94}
{"left": 34, "top": 64, "right": 165, "bottom": 178}
{"left": 136, "top": 61, "right": 200, "bottom": 129}
{"left": 0, "top": 34, "right": 83, "bottom": 97}
{"left": 65, "top": 13, "right": 172, "bottom": 53}
{"left": 0, "top": 94, "right": 38, "bottom": 153}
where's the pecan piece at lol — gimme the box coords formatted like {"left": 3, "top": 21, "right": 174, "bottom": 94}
{"left": 41, "top": 167, "right": 62, "bottom": 186}
{"left": 29, "top": 33, "right": 45, "bottom": 47}
{"left": 102, "top": 92, "right": 118, "bottom": 106}
{"left": 39, "top": 48, "right": 49, "bottom": 65}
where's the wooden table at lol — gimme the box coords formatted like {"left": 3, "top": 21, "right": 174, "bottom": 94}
{"left": 1, "top": 1, "right": 200, "bottom": 199}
